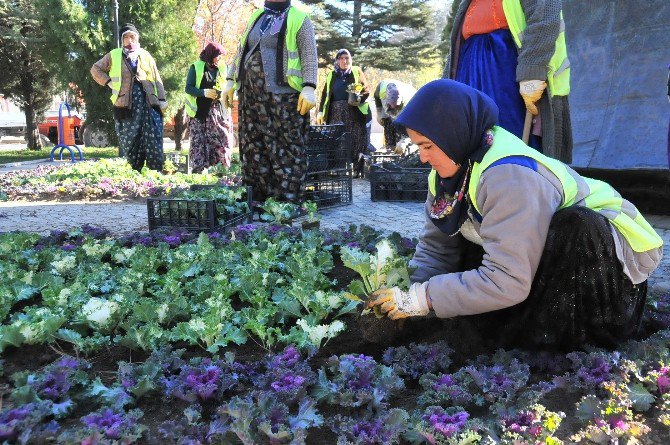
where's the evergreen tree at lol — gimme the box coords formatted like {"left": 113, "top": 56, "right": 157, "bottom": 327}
{"left": 35, "top": 0, "right": 198, "bottom": 146}
{"left": 0, "top": 0, "right": 57, "bottom": 150}
{"left": 439, "top": 0, "right": 461, "bottom": 72}
{"left": 303, "top": 0, "right": 437, "bottom": 71}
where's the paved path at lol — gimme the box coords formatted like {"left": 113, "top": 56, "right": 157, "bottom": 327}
{"left": 0, "top": 178, "right": 668, "bottom": 295}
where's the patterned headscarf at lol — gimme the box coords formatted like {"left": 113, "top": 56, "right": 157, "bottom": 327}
{"left": 199, "top": 42, "right": 224, "bottom": 67}
{"left": 334, "top": 49, "right": 352, "bottom": 77}
{"left": 394, "top": 79, "right": 499, "bottom": 235}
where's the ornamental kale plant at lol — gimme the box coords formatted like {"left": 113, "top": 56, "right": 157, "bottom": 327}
{"left": 553, "top": 351, "right": 620, "bottom": 390}
{"left": 418, "top": 372, "right": 477, "bottom": 409}
{"left": 313, "top": 354, "right": 404, "bottom": 409}
{"left": 161, "top": 356, "right": 248, "bottom": 403}
{"left": 58, "top": 408, "right": 146, "bottom": 444}
{"left": 464, "top": 358, "right": 531, "bottom": 408}
{"left": 498, "top": 404, "right": 564, "bottom": 445}
{"left": 158, "top": 405, "right": 229, "bottom": 444}
{"left": 405, "top": 406, "right": 480, "bottom": 444}
{"left": 330, "top": 409, "right": 409, "bottom": 445}
{"left": 258, "top": 346, "right": 316, "bottom": 404}
{"left": 382, "top": 341, "right": 454, "bottom": 380}
{"left": 259, "top": 197, "right": 302, "bottom": 225}
{"left": 341, "top": 239, "right": 413, "bottom": 312}
{"left": 573, "top": 382, "right": 651, "bottom": 444}
{"left": 219, "top": 392, "right": 323, "bottom": 444}
{"left": 0, "top": 402, "right": 54, "bottom": 443}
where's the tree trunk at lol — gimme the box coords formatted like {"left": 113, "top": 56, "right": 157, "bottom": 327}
{"left": 24, "top": 104, "right": 42, "bottom": 151}
{"left": 174, "top": 106, "right": 186, "bottom": 151}
{"left": 352, "top": 0, "right": 362, "bottom": 47}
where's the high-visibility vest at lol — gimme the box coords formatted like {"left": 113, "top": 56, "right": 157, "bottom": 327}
{"left": 109, "top": 48, "right": 156, "bottom": 104}
{"left": 501, "top": 0, "right": 570, "bottom": 96}
{"left": 185, "top": 60, "right": 225, "bottom": 118}
{"left": 232, "top": 6, "right": 307, "bottom": 92}
{"left": 428, "top": 127, "right": 662, "bottom": 253}
{"left": 320, "top": 67, "right": 370, "bottom": 121}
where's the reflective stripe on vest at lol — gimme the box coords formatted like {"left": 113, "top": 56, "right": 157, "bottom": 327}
{"left": 378, "top": 80, "right": 389, "bottom": 100}
{"left": 233, "top": 6, "right": 307, "bottom": 93}
{"left": 321, "top": 67, "right": 370, "bottom": 121}
{"left": 430, "top": 126, "right": 660, "bottom": 252}
{"left": 109, "top": 48, "right": 157, "bottom": 104}
{"left": 501, "top": 0, "right": 570, "bottom": 97}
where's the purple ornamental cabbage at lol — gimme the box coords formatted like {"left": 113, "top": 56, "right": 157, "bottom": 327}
{"left": 503, "top": 411, "right": 543, "bottom": 438}
{"left": 576, "top": 356, "right": 613, "bottom": 386}
{"left": 422, "top": 407, "right": 469, "bottom": 438}
{"left": 82, "top": 409, "right": 126, "bottom": 440}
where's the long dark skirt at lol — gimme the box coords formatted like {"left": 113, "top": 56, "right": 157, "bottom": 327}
{"left": 328, "top": 100, "right": 369, "bottom": 165}
{"left": 115, "top": 82, "right": 164, "bottom": 171}
{"left": 463, "top": 206, "right": 647, "bottom": 351}
{"left": 189, "top": 102, "right": 234, "bottom": 172}
{"left": 238, "top": 51, "right": 309, "bottom": 203}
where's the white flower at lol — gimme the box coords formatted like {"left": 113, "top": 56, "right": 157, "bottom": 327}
{"left": 51, "top": 255, "right": 77, "bottom": 275}
{"left": 296, "top": 319, "right": 346, "bottom": 347}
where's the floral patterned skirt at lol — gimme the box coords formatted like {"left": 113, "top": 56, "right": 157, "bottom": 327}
{"left": 328, "top": 100, "right": 369, "bottom": 162}
{"left": 189, "top": 102, "right": 234, "bottom": 172}
{"left": 115, "top": 82, "right": 164, "bottom": 171}
{"left": 238, "top": 51, "right": 309, "bottom": 203}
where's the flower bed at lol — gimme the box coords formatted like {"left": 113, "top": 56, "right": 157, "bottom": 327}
{"left": 0, "top": 225, "right": 669, "bottom": 443}
{"left": 0, "top": 158, "right": 242, "bottom": 202}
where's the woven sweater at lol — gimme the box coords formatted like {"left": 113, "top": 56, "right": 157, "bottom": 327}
{"left": 228, "top": 9, "right": 317, "bottom": 93}
{"left": 442, "top": 0, "right": 573, "bottom": 162}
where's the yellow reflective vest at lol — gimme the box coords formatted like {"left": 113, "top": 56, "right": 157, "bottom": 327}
{"left": 320, "top": 67, "right": 370, "bottom": 122}
{"left": 108, "top": 48, "right": 156, "bottom": 105}
{"left": 232, "top": 6, "right": 307, "bottom": 92}
{"left": 428, "top": 127, "right": 662, "bottom": 253}
{"left": 185, "top": 60, "right": 225, "bottom": 118}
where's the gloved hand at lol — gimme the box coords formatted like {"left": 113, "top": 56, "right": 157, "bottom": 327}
{"left": 315, "top": 111, "right": 325, "bottom": 125}
{"left": 203, "top": 88, "right": 219, "bottom": 100}
{"left": 222, "top": 80, "right": 235, "bottom": 108}
{"left": 366, "top": 282, "right": 430, "bottom": 320}
{"left": 297, "top": 86, "right": 316, "bottom": 116}
{"left": 519, "top": 80, "right": 547, "bottom": 115}
{"left": 393, "top": 141, "right": 405, "bottom": 155}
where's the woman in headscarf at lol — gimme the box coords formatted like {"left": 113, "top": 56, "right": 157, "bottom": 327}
{"left": 184, "top": 42, "right": 234, "bottom": 172}
{"left": 367, "top": 79, "right": 663, "bottom": 350}
{"left": 91, "top": 23, "right": 167, "bottom": 171}
{"left": 317, "top": 49, "right": 372, "bottom": 178}
{"left": 443, "top": 0, "right": 573, "bottom": 162}
{"left": 222, "top": 0, "right": 318, "bottom": 203}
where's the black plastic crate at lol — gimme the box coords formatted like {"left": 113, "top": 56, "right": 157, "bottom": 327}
{"left": 166, "top": 152, "right": 190, "bottom": 174}
{"left": 369, "top": 164, "right": 430, "bottom": 202}
{"left": 305, "top": 124, "right": 351, "bottom": 174}
{"left": 305, "top": 176, "right": 352, "bottom": 209}
{"left": 147, "top": 185, "right": 252, "bottom": 232}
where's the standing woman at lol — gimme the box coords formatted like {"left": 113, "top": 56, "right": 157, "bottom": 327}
{"left": 443, "top": 0, "right": 573, "bottom": 162}
{"left": 185, "top": 42, "right": 234, "bottom": 172}
{"left": 222, "top": 0, "right": 318, "bottom": 203}
{"left": 317, "top": 49, "right": 372, "bottom": 178}
{"left": 91, "top": 23, "right": 167, "bottom": 171}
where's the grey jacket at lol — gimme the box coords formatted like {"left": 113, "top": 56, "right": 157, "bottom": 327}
{"left": 442, "top": 0, "right": 573, "bottom": 163}
{"left": 410, "top": 163, "right": 662, "bottom": 319}
{"left": 228, "top": 9, "right": 318, "bottom": 94}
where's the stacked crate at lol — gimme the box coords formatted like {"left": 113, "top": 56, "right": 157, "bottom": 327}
{"left": 304, "top": 124, "right": 352, "bottom": 208}
{"left": 368, "top": 152, "right": 430, "bottom": 202}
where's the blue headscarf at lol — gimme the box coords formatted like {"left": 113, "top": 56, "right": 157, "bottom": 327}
{"left": 394, "top": 79, "right": 499, "bottom": 235}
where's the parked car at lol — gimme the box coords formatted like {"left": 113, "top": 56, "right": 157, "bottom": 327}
{"left": 0, "top": 111, "right": 26, "bottom": 140}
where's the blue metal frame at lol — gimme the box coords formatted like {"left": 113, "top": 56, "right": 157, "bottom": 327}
{"left": 49, "top": 102, "right": 84, "bottom": 162}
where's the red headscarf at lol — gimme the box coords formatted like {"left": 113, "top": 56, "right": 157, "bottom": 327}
{"left": 199, "top": 42, "right": 224, "bottom": 66}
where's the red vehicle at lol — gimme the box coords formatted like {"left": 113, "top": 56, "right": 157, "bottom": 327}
{"left": 38, "top": 109, "right": 85, "bottom": 145}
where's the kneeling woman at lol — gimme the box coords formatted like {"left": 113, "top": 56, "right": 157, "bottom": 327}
{"left": 368, "top": 79, "right": 663, "bottom": 350}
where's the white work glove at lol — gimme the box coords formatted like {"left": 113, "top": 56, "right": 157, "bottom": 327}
{"left": 222, "top": 80, "right": 235, "bottom": 108}
{"left": 393, "top": 141, "right": 405, "bottom": 155}
{"left": 366, "top": 282, "right": 430, "bottom": 320}
{"left": 297, "top": 86, "right": 316, "bottom": 116}
{"left": 315, "top": 111, "right": 325, "bottom": 125}
{"left": 203, "top": 88, "right": 219, "bottom": 100}
{"left": 519, "top": 80, "right": 547, "bottom": 116}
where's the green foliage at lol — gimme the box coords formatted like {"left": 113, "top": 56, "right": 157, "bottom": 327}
{"left": 0, "top": 0, "right": 58, "bottom": 149}
{"left": 439, "top": 0, "right": 462, "bottom": 61}
{"left": 304, "top": 0, "right": 438, "bottom": 70}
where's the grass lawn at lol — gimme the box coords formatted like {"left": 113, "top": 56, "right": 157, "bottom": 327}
{"left": 0, "top": 146, "right": 121, "bottom": 164}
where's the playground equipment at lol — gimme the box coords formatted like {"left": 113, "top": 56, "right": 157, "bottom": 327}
{"left": 49, "top": 102, "right": 84, "bottom": 162}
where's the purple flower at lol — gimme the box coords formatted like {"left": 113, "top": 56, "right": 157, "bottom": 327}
{"left": 422, "top": 407, "right": 469, "bottom": 438}
{"left": 351, "top": 418, "right": 385, "bottom": 443}
{"left": 503, "top": 411, "right": 541, "bottom": 437}
{"left": 184, "top": 365, "right": 221, "bottom": 400}
{"left": 271, "top": 345, "right": 301, "bottom": 368}
{"left": 271, "top": 374, "right": 305, "bottom": 392}
{"left": 577, "top": 356, "right": 612, "bottom": 386}
{"left": 433, "top": 374, "right": 456, "bottom": 390}
{"left": 657, "top": 367, "right": 670, "bottom": 394}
